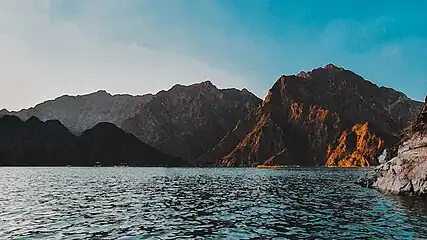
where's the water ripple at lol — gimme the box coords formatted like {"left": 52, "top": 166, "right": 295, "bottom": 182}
{"left": 0, "top": 167, "right": 426, "bottom": 239}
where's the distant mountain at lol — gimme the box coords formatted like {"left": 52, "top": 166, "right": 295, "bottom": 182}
{"left": 0, "top": 115, "right": 185, "bottom": 166}
{"left": 122, "top": 81, "right": 262, "bottom": 163}
{"left": 0, "top": 115, "right": 77, "bottom": 166}
{"left": 199, "top": 64, "right": 423, "bottom": 167}
{"left": 2, "top": 90, "right": 152, "bottom": 134}
{"left": 0, "top": 109, "right": 8, "bottom": 116}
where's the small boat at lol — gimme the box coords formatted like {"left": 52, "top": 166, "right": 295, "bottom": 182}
{"left": 256, "top": 165, "right": 288, "bottom": 170}
{"left": 114, "top": 162, "right": 129, "bottom": 168}
{"left": 94, "top": 162, "right": 101, "bottom": 167}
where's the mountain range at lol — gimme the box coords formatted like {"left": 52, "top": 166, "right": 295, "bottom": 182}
{"left": 0, "top": 91, "right": 153, "bottom": 134}
{"left": 1, "top": 64, "right": 423, "bottom": 167}
{"left": 0, "top": 115, "right": 185, "bottom": 166}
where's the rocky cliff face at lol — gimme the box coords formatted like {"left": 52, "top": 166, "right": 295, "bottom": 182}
{"left": 200, "top": 64, "right": 422, "bottom": 167}
{"left": 0, "top": 115, "right": 184, "bottom": 166}
{"left": 4, "top": 91, "right": 152, "bottom": 134}
{"left": 372, "top": 97, "right": 427, "bottom": 195}
{"left": 325, "top": 122, "right": 386, "bottom": 167}
{"left": 122, "top": 81, "right": 261, "bottom": 162}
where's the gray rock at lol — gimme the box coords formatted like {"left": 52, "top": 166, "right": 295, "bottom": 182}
{"left": 378, "top": 149, "right": 387, "bottom": 164}
{"left": 372, "top": 97, "right": 427, "bottom": 195}
{"left": 4, "top": 91, "right": 152, "bottom": 134}
{"left": 355, "top": 170, "right": 376, "bottom": 188}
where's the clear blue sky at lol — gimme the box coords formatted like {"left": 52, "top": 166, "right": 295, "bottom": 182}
{"left": 0, "top": 1, "right": 426, "bottom": 110}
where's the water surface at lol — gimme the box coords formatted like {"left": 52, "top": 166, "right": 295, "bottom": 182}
{"left": 0, "top": 167, "right": 426, "bottom": 239}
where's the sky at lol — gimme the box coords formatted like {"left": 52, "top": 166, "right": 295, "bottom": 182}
{"left": 0, "top": 0, "right": 426, "bottom": 110}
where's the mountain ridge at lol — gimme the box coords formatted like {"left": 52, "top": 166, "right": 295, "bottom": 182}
{"left": 122, "top": 80, "right": 262, "bottom": 162}
{"left": 0, "top": 115, "right": 185, "bottom": 166}
{"left": 0, "top": 65, "right": 422, "bottom": 167}
{"left": 0, "top": 91, "right": 153, "bottom": 134}
{"left": 199, "top": 64, "right": 423, "bottom": 167}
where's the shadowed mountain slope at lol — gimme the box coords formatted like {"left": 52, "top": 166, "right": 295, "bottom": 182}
{"left": 0, "top": 115, "right": 185, "bottom": 166}
{"left": 122, "top": 81, "right": 261, "bottom": 162}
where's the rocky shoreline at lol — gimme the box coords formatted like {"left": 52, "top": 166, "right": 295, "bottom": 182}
{"left": 358, "top": 97, "right": 427, "bottom": 196}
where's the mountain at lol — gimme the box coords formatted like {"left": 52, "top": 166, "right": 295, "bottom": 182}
{"left": 199, "top": 64, "right": 423, "bottom": 167}
{"left": 372, "top": 96, "right": 427, "bottom": 195}
{"left": 0, "top": 115, "right": 77, "bottom": 166}
{"left": 121, "top": 81, "right": 262, "bottom": 162}
{"left": 3, "top": 90, "right": 152, "bottom": 134}
{"left": 77, "top": 122, "right": 187, "bottom": 166}
{"left": 0, "top": 115, "right": 185, "bottom": 166}
{"left": 0, "top": 109, "right": 8, "bottom": 116}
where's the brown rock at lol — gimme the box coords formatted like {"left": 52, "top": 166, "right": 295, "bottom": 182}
{"left": 122, "top": 81, "right": 261, "bottom": 162}
{"left": 200, "top": 64, "right": 422, "bottom": 167}
{"left": 325, "top": 122, "right": 385, "bottom": 167}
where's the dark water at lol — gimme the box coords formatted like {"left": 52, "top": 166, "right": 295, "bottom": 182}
{"left": 0, "top": 168, "right": 426, "bottom": 239}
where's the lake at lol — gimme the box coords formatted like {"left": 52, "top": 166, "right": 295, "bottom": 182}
{"left": 0, "top": 167, "right": 426, "bottom": 239}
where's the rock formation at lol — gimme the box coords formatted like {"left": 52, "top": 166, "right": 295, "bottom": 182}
{"left": 200, "top": 64, "right": 422, "bottom": 167}
{"left": 0, "top": 115, "right": 185, "bottom": 167}
{"left": 4, "top": 90, "right": 152, "bottom": 134}
{"left": 122, "top": 81, "right": 261, "bottom": 162}
{"left": 372, "top": 96, "right": 427, "bottom": 195}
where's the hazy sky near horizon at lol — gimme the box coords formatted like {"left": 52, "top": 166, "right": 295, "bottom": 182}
{"left": 0, "top": 0, "right": 426, "bottom": 110}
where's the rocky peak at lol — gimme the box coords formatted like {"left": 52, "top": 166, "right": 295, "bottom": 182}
{"left": 191, "top": 80, "right": 219, "bottom": 93}
{"left": 323, "top": 63, "right": 344, "bottom": 71}
{"left": 198, "top": 80, "right": 214, "bottom": 87}
{"left": 0, "top": 115, "right": 22, "bottom": 127}
{"left": 296, "top": 71, "right": 311, "bottom": 78}
{"left": 241, "top": 88, "right": 251, "bottom": 95}
{"left": 26, "top": 116, "right": 43, "bottom": 124}
{"left": 87, "top": 90, "right": 111, "bottom": 97}
{"left": 0, "top": 109, "right": 9, "bottom": 118}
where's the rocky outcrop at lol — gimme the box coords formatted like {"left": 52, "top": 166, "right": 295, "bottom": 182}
{"left": 0, "top": 115, "right": 185, "bottom": 166}
{"left": 372, "top": 97, "right": 427, "bottom": 195}
{"left": 122, "top": 81, "right": 261, "bottom": 162}
{"left": 4, "top": 90, "right": 152, "bottom": 134}
{"left": 200, "top": 64, "right": 422, "bottom": 167}
{"left": 325, "top": 122, "right": 388, "bottom": 167}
